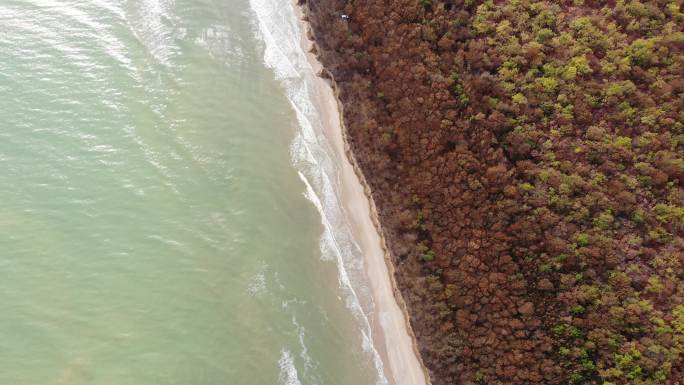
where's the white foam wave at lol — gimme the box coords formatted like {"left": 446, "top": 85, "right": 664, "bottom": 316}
{"left": 278, "top": 349, "right": 302, "bottom": 385}
{"left": 248, "top": 0, "right": 388, "bottom": 384}
{"left": 291, "top": 315, "right": 317, "bottom": 380}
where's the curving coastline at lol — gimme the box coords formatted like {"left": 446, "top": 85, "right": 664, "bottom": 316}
{"left": 293, "top": 2, "right": 432, "bottom": 385}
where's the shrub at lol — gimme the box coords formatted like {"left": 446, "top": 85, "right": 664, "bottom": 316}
{"left": 628, "top": 38, "right": 658, "bottom": 66}
{"left": 614, "top": 136, "right": 632, "bottom": 150}
{"left": 572, "top": 305, "right": 586, "bottom": 314}
{"left": 418, "top": 0, "right": 432, "bottom": 9}
{"left": 593, "top": 210, "right": 615, "bottom": 230}
{"left": 576, "top": 233, "right": 590, "bottom": 246}
{"left": 653, "top": 203, "right": 684, "bottom": 226}
{"left": 512, "top": 93, "right": 528, "bottom": 105}
{"left": 420, "top": 249, "right": 436, "bottom": 262}
{"left": 645, "top": 275, "right": 664, "bottom": 293}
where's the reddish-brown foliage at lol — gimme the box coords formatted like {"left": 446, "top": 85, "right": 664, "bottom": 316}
{"left": 305, "top": 0, "right": 683, "bottom": 383}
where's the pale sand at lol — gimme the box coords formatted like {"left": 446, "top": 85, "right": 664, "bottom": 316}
{"left": 293, "top": 4, "right": 431, "bottom": 385}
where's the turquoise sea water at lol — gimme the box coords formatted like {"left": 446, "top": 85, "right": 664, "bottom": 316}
{"left": 0, "top": 1, "right": 382, "bottom": 384}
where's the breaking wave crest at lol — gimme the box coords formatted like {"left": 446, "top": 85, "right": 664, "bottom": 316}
{"left": 279, "top": 349, "right": 302, "bottom": 385}
{"left": 247, "top": 0, "right": 388, "bottom": 384}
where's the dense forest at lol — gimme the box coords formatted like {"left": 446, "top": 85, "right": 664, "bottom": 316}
{"left": 305, "top": 0, "right": 683, "bottom": 383}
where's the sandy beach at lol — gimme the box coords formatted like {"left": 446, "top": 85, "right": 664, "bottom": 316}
{"left": 293, "top": 4, "right": 431, "bottom": 385}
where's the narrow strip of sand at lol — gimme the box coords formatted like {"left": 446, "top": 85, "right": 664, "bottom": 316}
{"left": 293, "top": 4, "right": 431, "bottom": 385}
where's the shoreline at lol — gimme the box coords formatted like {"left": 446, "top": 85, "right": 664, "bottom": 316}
{"left": 292, "top": 3, "right": 431, "bottom": 385}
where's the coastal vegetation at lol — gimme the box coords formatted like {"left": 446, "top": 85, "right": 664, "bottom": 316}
{"left": 306, "top": 0, "right": 683, "bottom": 383}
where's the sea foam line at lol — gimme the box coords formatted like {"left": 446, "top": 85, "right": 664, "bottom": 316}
{"left": 279, "top": 349, "right": 302, "bottom": 385}
{"left": 247, "top": 0, "right": 388, "bottom": 384}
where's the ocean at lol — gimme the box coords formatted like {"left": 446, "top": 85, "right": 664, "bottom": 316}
{"left": 0, "top": 0, "right": 384, "bottom": 384}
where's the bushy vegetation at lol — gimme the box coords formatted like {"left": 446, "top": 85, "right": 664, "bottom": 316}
{"left": 468, "top": 1, "right": 683, "bottom": 382}
{"left": 307, "top": 0, "right": 683, "bottom": 383}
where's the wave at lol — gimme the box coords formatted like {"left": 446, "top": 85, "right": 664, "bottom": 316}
{"left": 292, "top": 315, "right": 317, "bottom": 379}
{"left": 123, "top": 0, "right": 178, "bottom": 66}
{"left": 247, "top": 0, "right": 388, "bottom": 384}
{"left": 279, "top": 349, "right": 302, "bottom": 385}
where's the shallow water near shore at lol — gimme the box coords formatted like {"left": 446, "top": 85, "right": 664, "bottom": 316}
{"left": 0, "top": 1, "right": 382, "bottom": 384}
